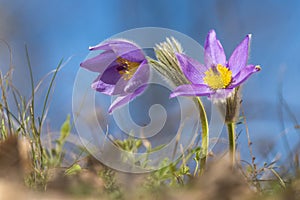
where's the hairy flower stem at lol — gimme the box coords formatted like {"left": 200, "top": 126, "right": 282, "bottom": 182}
{"left": 195, "top": 97, "right": 209, "bottom": 175}
{"left": 227, "top": 122, "right": 235, "bottom": 166}
{"left": 149, "top": 38, "right": 210, "bottom": 175}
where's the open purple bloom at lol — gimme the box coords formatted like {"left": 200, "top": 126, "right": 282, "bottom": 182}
{"left": 170, "top": 30, "right": 261, "bottom": 100}
{"left": 80, "top": 39, "right": 149, "bottom": 113}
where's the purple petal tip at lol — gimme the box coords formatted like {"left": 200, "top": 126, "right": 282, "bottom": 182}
{"left": 89, "top": 46, "right": 96, "bottom": 51}
{"left": 246, "top": 34, "right": 252, "bottom": 44}
{"left": 208, "top": 29, "right": 216, "bottom": 35}
{"left": 169, "top": 93, "right": 176, "bottom": 99}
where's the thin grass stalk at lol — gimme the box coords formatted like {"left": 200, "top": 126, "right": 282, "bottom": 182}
{"left": 0, "top": 72, "right": 13, "bottom": 137}
{"left": 38, "top": 58, "right": 63, "bottom": 133}
{"left": 25, "top": 45, "right": 46, "bottom": 174}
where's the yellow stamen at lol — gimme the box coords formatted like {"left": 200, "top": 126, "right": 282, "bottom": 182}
{"left": 116, "top": 57, "right": 140, "bottom": 80}
{"left": 203, "top": 64, "right": 232, "bottom": 90}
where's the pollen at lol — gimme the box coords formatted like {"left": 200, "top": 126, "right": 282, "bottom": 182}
{"left": 116, "top": 57, "right": 140, "bottom": 80}
{"left": 203, "top": 64, "right": 232, "bottom": 90}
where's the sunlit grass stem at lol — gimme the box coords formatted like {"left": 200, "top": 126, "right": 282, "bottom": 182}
{"left": 227, "top": 122, "right": 235, "bottom": 166}
{"left": 196, "top": 97, "right": 209, "bottom": 175}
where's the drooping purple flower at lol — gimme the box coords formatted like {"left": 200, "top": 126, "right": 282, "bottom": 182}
{"left": 80, "top": 39, "right": 149, "bottom": 113}
{"left": 170, "top": 30, "right": 261, "bottom": 100}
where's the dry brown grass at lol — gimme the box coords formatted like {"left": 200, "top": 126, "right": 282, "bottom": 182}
{"left": 1, "top": 136, "right": 300, "bottom": 200}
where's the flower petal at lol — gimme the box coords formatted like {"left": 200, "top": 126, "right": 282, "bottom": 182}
{"left": 91, "top": 78, "right": 115, "bottom": 95}
{"left": 229, "top": 65, "right": 261, "bottom": 88}
{"left": 80, "top": 50, "right": 117, "bottom": 73}
{"left": 89, "top": 39, "right": 133, "bottom": 51}
{"left": 228, "top": 34, "right": 251, "bottom": 76}
{"left": 100, "top": 65, "right": 122, "bottom": 85}
{"left": 91, "top": 66, "right": 128, "bottom": 96}
{"left": 209, "top": 88, "right": 234, "bottom": 102}
{"left": 108, "top": 85, "right": 147, "bottom": 113}
{"left": 90, "top": 39, "right": 145, "bottom": 62}
{"left": 91, "top": 66, "right": 122, "bottom": 95}
{"left": 111, "top": 77, "right": 128, "bottom": 95}
{"left": 125, "top": 60, "right": 149, "bottom": 93}
{"left": 118, "top": 49, "right": 145, "bottom": 63}
{"left": 204, "top": 30, "right": 226, "bottom": 67}
{"left": 170, "top": 84, "right": 214, "bottom": 98}
{"left": 175, "top": 53, "right": 207, "bottom": 84}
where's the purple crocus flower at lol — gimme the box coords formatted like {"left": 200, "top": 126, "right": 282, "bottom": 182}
{"left": 80, "top": 39, "right": 149, "bottom": 113}
{"left": 170, "top": 30, "right": 261, "bottom": 101}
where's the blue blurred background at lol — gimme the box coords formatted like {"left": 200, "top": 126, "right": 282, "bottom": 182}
{"left": 1, "top": 0, "right": 300, "bottom": 165}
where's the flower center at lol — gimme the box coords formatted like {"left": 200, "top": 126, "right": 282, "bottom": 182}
{"left": 116, "top": 57, "right": 140, "bottom": 80}
{"left": 203, "top": 64, "right": 232, "bottom": 90}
